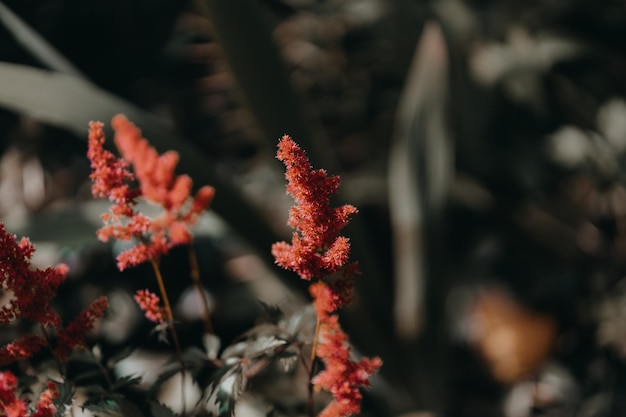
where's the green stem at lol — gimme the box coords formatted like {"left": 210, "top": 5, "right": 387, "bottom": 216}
{"left": 188, "top": 244, "right": 213, "bottom": 334}
{"left": 39, "top": 323, "right": 64, "bottom": 376}
{"left": 149, "top": 258, "right": 187, "bottom": 416}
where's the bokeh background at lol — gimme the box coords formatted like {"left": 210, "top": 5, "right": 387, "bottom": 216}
{"left": 1, "top": 0, "right": 626, "bottom": 416}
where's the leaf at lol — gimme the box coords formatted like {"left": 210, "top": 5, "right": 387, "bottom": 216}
{"left": 244, "top": 336, "right": 287, "bottom": 359}
{"left": 72, "top": 369, "right": 106, "bottom": 384}
{"left": 52, "top": 380, "right": 74, "bottom": 417}
{"left": 84, "top": 401, "right": 122, "bottom": 417}
{"left": 275, "top": 345, "right": 301, "bottom": 373}
{"left": 110, "top": 375, "right": 142, "bottom": 392}
{"left": 107, "top": 347, "right": 135, "bottom": 366}
{"left": 148, "top": 365, "right": 183, "bottom": 397}
{"left": 257, "top": 301, "right": 283, "bottom": 324}
{"left": 68, "top": 349, "right": 100, "bottom": 365}
{"left": 84, "top": 398, "right": 145, "bottom": 417}
{"left": 149, "top": 402, "right": 179, "bottom": 417}
{"left": 182, "top": 347, "right": 212, "bottom": 368}
{"left": 283, "top": 305, "right": 316, "bottom": 340}
{"left": 81, "top": 384, "right": 108, "bottom": 397}
{"left": 205, "top": 364, "right": 243, "bottom": 417}
{"left": 0, "top": 62, "right": 285, "bottom": 287}
{"left": 221, "top": 323, "right": 287, "bottom": 360}
{"left": 220, "top": 341, "right": 249, "bottom": 361}
{"left": 115, "top": 399, "right": 146, "bottom": 417}
{"left": 203, "top": 333, "right": 221, "bottom": 361}
{"left": 215, "top": 382, "right": 240, "bottom": 417}
{"left": 151, "top": 322, "right": 171, "bottom": 345}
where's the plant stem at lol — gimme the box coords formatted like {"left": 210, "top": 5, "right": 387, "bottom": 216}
{"left": 188, "top": 244, "right": 213, "bottom": 334}
{"left": 310, "top": 316, "right": 321, "bottom": 365}
{"left": 39, "top": 323, "right": 64, "bottom": 375}
{"left": 90, "top": 348, "right": 114, "bottom": 389}
{"left": 307, "top": 316, "right": 322, "bottom": 417}
{"left": 149, "top": 258, "right": 187, "bottom": 416}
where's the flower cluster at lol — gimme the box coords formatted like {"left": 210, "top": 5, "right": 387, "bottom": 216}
{"left": 272, "top": 136, "right": 380, "bottom": 417}
{"left": 0, "top": 223, "right": 108, "bottom": 367}
{"left": 87, "top": 115, "right": 215, "bottom": 271}
{"left": 134, "top": 289, "right": 165, "bottom": 323}
{"left": 310, "top": 282, "right": 382, "bottom": 417}
{"left": 0, "top": 372, "right": 58, "bottom": 417}
{"left": 0, "top": 224, "right": 67, "bottom": 328}
{"left": 54, "top": 296, "right": 109, "bottom": 360}
{"left": 271, "top": 135, "right": 358, "bottom": 285}
{"left": 0, "top": 335, "right": 47, "bottom": 368}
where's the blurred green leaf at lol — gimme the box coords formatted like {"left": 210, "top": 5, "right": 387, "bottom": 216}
{"left": 0, "top": 62, "right": 284, "bottom": 276}
{"left": 110, "top": 375, "right": 142, "bottom": 392}
{"left": 52, "top": 380, "right": 74, "bottom": 417}
{"left": 149, "top": 402, "right": 179, "bottom": 417}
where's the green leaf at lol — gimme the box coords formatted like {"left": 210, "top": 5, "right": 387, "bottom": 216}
{"left": 72, "top": 369, "right": 106, "bottom": 384}
{"left": 275, "top": 345, "right": 301, "bottom": 373}
{"left": 107, "top": 347, "right": 135, "bottom": 366}
{"left": 149, "top": 402, "right": 179, "bottom": 417}
{"left": 84, "top": 398, "right": 145, "bottom": 417}
{"left": 257, "top": 301, "right": 284, "bottom": 324}
{"left": 205, "top": 364, "right": 243, "bottom": 417}
{"left": 68, "top": 349, "right": 100, "bottom": 365}
{"left": 110, "top": 375, "right": 142, "bottom": 392}
{"left": 182, "top": 347, "right": 214, "bottom": 373}
{"left": 81, "top": 384, "right": 108, "bottom": 397}
{"left": 202, "top": 333, "right": 221, "bottom": 361}
{"left": 52, "top": 380, "right": 74, "bottom": 417}
{"left": 84, "top": 401, "right": 121, "bottom": 417}
{"left": 117, "top": 399, "right": 146, "bottom": 417}
{"left": 148, "top": 366, "right": 183, "bottom": 397}
{"left": 0, "top": 61, "right": 283, "bottom": 282}
{"left": 221, "top": 323, "right": 287, "bottom": 360}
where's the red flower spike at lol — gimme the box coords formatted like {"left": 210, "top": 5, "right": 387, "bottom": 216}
{"left": 272, "top": 137, "right": 381, "bottom": 417}
{"left": 55, "top": 296, "right": 108, "bottom": 360}
{"left": 0, "top": 372, "right": 59, "bottom": 417}
{"left": 87, "top": 121, "right": 138, "bottom": 218}
{"left": 0, "top": 371, "right": 27, "bottom": 417}
{"left": 310, "top": 285, "right": 382, "bottom": 417}
{"left": 87, "top": 116, "right": 215, "bottom": 270}
{"left": 134, "top": 289, "right": 166, "bottom": 323}
{"left": 30, "top": 382, "right": 58, "bottom": 417}
{"left": 310, "top": 281, "right": 341, "bottom": 317}
{"left": 0, "top": 335, "right": 47, "bottom": 367}
{"left": 0, "top": 224, "right": 65, "bottom": 328}
{"left": 0, "top": 223, "right": 108, "bottom": 369}
{"left": 271, "top": 135, "right": 358, "bottom": 282}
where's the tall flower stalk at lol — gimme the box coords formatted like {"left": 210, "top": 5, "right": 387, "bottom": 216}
{"left": 87, "top": 115, "right": 216, "bottom": 415}
{"left": 272, "top": 136, "right": 381, "bottom": 417}
{"left": 87, "top": 115, "right": 215, "bottom": 328}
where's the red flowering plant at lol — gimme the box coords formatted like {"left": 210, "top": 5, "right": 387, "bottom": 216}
{"left": 87, "top": 115, "right": 215, "bottom": 337}
{"left": 197, "top": 135, "right": 381, "bottom": 417}
{"left": 0, "top": 371, "right": 59, "bottom": 417}
{"left": 1, "top": 116, "right": 381, "bottom": 417}
{"left": 0, "top": 223, "right": 107, "bottom": 416}
{"left": 272, "top": 136, "right": 382, "bottom": 417}
{"left": 86, "top": 115, "right": 221, "bottom": 415}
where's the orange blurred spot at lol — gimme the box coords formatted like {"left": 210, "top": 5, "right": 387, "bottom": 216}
{"left": 469, "top": 288, "right": 557, "bottom": 383}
